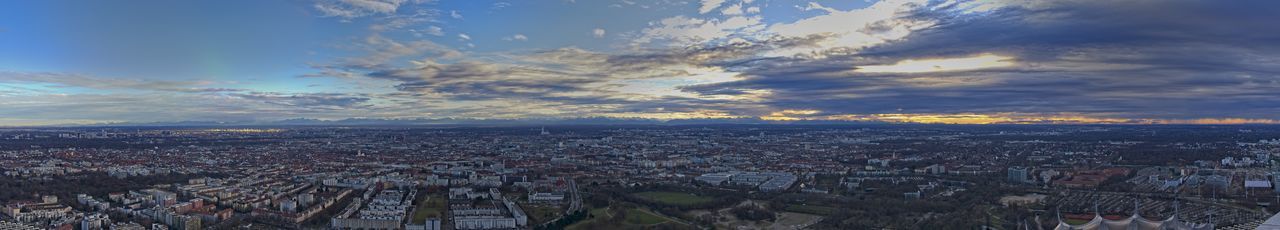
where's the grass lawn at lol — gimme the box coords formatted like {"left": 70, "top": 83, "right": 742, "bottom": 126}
{"left": 522, "top": 203, "right": 563, "bottom": 225}
{"left": 566, "top": 205, "right": 693, "bottom": 229}
{"left": 624, "top": 208, "right": 669, "bottom": 225}
{"left": 633, "top": 191, "right": 713, "bottom": 206}
{"left": 590, "top": 207, "right": 610, "bottom": 217}
{"left": 565, "top": 207, "right": 611, "bottom": 230}
{"left": 785, "top": 204, "right": 837, "bottom": 215}
{"left": 411, "top": 194, "right": 445, "bottom": 224}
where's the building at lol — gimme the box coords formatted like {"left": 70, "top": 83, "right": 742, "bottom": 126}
{"left": 528, "top": 192, "right": 565, "bottom": 203}
{"left": 454, "top": 217, "right": 516, "bottom": 230}
{"left": 449, "top": 188, "right": 489, "bottom": 200}
{"left": 694, "top": 172, "right": 733, "bottom": 185}
{"left": 924, "top": 164, "right": 947, "bottom": 175}
{"left": 2, "top": 200, "right": 72, "bottom": 224}
{"left": 1272, "top": 172, "right": 1280, "bottom": 193}
{"left": 700, "top": 171, "right": 796, "bottom": 192}
{"left": 758, "top": 172, "right": 798, "bottom": 192}
{"left": 406, "top": 218, "right": 442, "bottom": 230}
{"left": 449, "top": 190, "right": 527, "bottom": 230}
{"left": 80, "top": 213, "right": 110, "bottom": 230}
{"left": 146, "top": 207, "right": 201, "bottom": 230}
{"left": 1008, "top": 166, "right": 1029, "bottom": 184}
{"left": 280, "top": 199, "right": 298, "bottom": 213}
{"left": 1245, "top": 179, "right": 1271, "bottom": 190}
{"left": 76, "top": 194, "right": 110, "bottom": 211}
{"left": 143, "top": 189, "right": 178, "bottom": 207}
{"left": 332, "top": 189, "right": 413, "bottom": 230}
{"left": 731, "top": 173, "right": 771, "bottom": 186}
{"left": 1039, "top": 170, "right": 1060, "bottom": 185}
{"left": 109, "top": 222, "right": 146, "bottom": 230}
{"left": 1053, "top": 203, "right": 1212, "bottom": 230}
{"left": 0, "top": 221, "right": 41, "bottom": 230}
{"left": 903, "top": 191, "right": 921, "bottom": 200}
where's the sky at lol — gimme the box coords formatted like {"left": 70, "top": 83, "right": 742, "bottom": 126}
{"left": 2, "top": 0, "right": 1280, "bottom": 126}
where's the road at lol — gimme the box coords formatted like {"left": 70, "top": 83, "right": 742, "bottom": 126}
{"left": 536, "top": 177, "right": 585, "bottom": 227}
{"left": 567, "top": 178, "right": 583, "bottom": 214}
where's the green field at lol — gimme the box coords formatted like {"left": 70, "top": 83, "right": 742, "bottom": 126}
{"left": 411, "top": 194, "right": 445, "bottom": 223}
{"left": 624, "top": 208, "right": 669, "bottom": 225}
{"left": 523, "top": 203, "right": 563, "bottom": 225}
{"left": 785, "top": 204, "right": 837, "bottom": 215}
{"left": 565, "top": 208, "right": 611, "bottom": 230}
{"left": 567, "top": 206, "right": 688, "bottom": 229}
{"left": 590, "top": 207, "right": 610, "bottom": 217}
{"left": 633, "top": 191, "right": 714, "bottom": 206}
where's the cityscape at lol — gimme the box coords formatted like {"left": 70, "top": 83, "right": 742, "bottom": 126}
{"left": 2, "top": 125, "right": 1280, "bottom": 229}
{"left": 5, "top": 0, "right": 1280, "bottom": 229}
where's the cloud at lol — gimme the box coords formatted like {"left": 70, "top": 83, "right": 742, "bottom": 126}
{"left": 303, "top": 32, "right": 460, "bottom": 80}
{"left": 503, "top": 34, "right": 528, "bottom": 41}
{"left": 365, "top": 58, "right": 613, "bottom": 102}
{"left": 720, "top": 3, "right": 743, "bottom": 15}
{"left": 636, "top": 0, "right": 923, "bottom": 49}
{"left": 763, "top": 0, "right": 934, "bottom": 57}
{"left": 634, "top": 15, "right": 764, "bottom": 47}
{"left": 314, "top": 0, "right": 410, "bottom": 19}
{"left": 798, "top": 2, "right": 837, "bottom": 13}
{"left": 593, "top": 28, "right": 607, "bottom": 38}
{"left": 673, "top": 0, "right": 1280, "bottom": 121}
{"left": 413, "top": 26, "right": 445, "bottom": 37}
{"left": 230, "top": 92, "right": 371, "bottom": 110}
{"left": 377, "top": 8, "right": 442, "bottom": 30}
{"left": 27, "top": 0, "right": 1278, "bottom": 125}
{"left": 854, "top": 53, "right": 1015, "bottom": 73}
{"left": 0, "top": 71, "right": 243, "bottom": 93}
{"left": 698, "top": 0, "right": 729, "bottom": 14}
{"left": 450, "top": 10, "right": 462, "bottom": 19}
{"left": 492, "top": 2, "right": 512, "bottom": 10}
{"left": 0, "top": 91, "right": 379, "bottom": 125}
{"left": 308, "top": 35, "right": 833, "bottom": 121}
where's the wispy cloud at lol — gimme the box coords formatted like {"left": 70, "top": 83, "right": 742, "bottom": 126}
{"left": 314, "top": 0, "right": 411, "bottom": 19}
{"left": 503, "top": 34, "right": 528, "bottom": 41}
{"left": 0, "top": 71, "right": 242, "bottom": 93}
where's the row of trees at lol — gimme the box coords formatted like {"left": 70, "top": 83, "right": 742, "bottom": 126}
{"left": 804, "top": 179, "right": 1036, "bottom": 229}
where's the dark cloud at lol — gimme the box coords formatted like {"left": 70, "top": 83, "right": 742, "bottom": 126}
{"left": 364, "top": 60, "right": 619, "bottom": 103}
{"left": 677, "top": 0, "right": 1280, "bottom": 120}
{"left": 277, "top": 0, "right": 1280, "bottom": 123}
{"left": 352, "top": 35, "right": 834, "bottom": 109}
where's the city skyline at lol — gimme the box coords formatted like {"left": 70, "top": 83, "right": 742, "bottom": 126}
{"left": 3, "top": 0, "right": 1280, "bottom": 126}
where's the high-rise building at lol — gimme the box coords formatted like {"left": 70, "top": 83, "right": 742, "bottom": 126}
{"left": 1008, "top": 167, "right": 1029, "bottom": 184}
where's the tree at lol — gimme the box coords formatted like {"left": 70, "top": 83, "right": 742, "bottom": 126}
{"left": 730, "top": 204, "right": 775, "bottom": 221}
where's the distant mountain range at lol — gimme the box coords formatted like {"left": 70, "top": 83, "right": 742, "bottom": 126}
{"left": 63, "top": 117, "right": 872, "bottom": 127}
